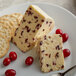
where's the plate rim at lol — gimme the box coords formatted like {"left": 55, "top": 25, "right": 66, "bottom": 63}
{"left": 0, "top": 2, "right": 76, "bottom": 75}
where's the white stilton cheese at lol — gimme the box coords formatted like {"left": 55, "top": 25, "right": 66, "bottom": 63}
{"left": 37, "top": 34, "right": 64, "bottom": 72}
{"left": 12, "top": 5, "right": 55, "bottom": 52}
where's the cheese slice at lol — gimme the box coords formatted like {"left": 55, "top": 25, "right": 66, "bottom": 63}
{"left": 12, "top": 5, "right": 55, "bottom": 52}
{"left": 37, "top": 34, "right": 64, "bottom": 72}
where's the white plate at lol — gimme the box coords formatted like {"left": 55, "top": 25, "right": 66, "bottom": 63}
{"left": 0, "top": 2, "right": 76, "bottom": 76}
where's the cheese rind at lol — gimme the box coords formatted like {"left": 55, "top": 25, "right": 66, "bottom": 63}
{"left": 12, "top": 5, "right": 55, "bottom": 52}
{"left": 37, "top": 34, "right": 64, "bottom": 72}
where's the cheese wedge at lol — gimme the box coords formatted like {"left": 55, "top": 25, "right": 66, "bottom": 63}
{"left": 37, "top": 34, "right": 64, "bottom": 72}
{"left": 12, "top": 5, "right": 55, "bottom": 52}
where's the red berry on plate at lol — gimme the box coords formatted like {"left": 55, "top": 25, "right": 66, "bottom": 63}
{"left": 63, "top": 49, "right": 71, "bottom": 58}
{"left": 3, "top": 57, "right": 11, "bottom": 66}
{"left": 9, "top": 52, "right": 17, "bottom": 61}
{"left": 5, "top": 69, "right": 16, "bottom": 76}
{"left": 25, "top": 56, "right": 34, "bottom": 66}
{"left": 62, "top": 33, "right": 69, "bottom": 42}
{"left": 56, "top": 29, "right": 63, "bottom": 35}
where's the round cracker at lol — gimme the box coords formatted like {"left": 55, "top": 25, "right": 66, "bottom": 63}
{"left": 0, "top": 18, "right": 15, "bottom": 37}
{"left": 1, "top": 15, "right": 19, "bottom": 28}
{"left": 1, "top": 15, "right": 20, "bottom": 36}
{"left": 0, "top": 34, "right": 9, "bottom": 58}
{"left": 0, "top": 22, "right": 12, "bottom": 41}
{"left": 11, "top": 13, "right": 23, "bottom": 23}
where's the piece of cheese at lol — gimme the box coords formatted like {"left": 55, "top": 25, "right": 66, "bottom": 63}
{"left": 37, "top": 34, "right": 64, "bottom": 72}
{"left": 12, "top": 5, "right": 55, "bottom": 52}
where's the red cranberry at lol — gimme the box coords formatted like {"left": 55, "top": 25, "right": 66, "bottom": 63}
{"left": 25, "top": 56, "right": 34, "bottom": 65}
{"left": 56, "top": 29, "right": 63, "bottom": 35}
{"left": 3, "top": 58, "right": 11, "bottom": 66}
{"left": 63, "top": 49, "right": 71, "bottom": 58}
{"left": 62, "top": 33, "right": 69, "bottom": 42}
{"left": 9, "top": 52, "right": 17, "bottom": 61}
{"left": 5, "top": 69, "right": 16, "bottom": 76}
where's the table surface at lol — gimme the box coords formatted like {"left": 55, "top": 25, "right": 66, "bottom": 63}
{"left": 0, "top": 0, "right": 76, "bottom": 16}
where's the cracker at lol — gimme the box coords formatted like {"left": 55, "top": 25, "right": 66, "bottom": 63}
{"left": 0, "top": 18, "right": 15, "bottom": 37}
{"left": 11, "top": 13, "right": 23, "bottom": 23}
{"left": 0, "top": 34, "right": 9, "bottom": 58}
{"left": 2, "top": 15, "right": 19, "bottom": 28}
{"left": 0, "top": 22, "right": 12, "bottom": 41}
{"left": 1, "top": 15, "right": 20, "bottom": 36}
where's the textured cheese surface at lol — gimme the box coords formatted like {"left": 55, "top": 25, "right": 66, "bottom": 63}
{"left": 37, "top": 34, "right": 64, "bottom": 72}
{"left": 12, "top": 5, "right": 55, "bottom": 52}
